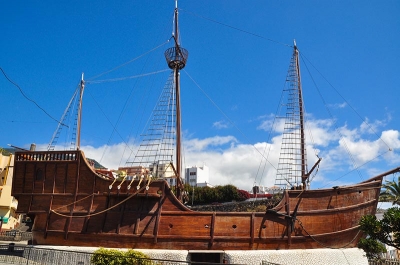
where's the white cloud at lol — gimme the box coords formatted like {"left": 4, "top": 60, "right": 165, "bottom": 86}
{"left": 304, "top": 118, "right": 337, "bottom": 147}
{"left": 183, "top": 140, "right": 278, "bottom": 190}
{"left": 185, "top": 135, "right": 237, "bottom": 151}
{"left": 33, "top": 118, "right": 400, "bottom": 192}
{"left": 82, "top": 143, "right": 135, "bottom": 169}
{"left": 257, "top": 114, "right": 284, "bottom": 132}
{"left": 360, "top": 117, "right": 388, "bottom": 135}
{"left": 328, "top": 102, "right": 347, "bottom": 109}
{"left": 212, "top": 120, "right": 230, "bottom": 129}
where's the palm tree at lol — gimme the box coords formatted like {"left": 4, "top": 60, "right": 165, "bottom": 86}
{"left": 380, "top": 176, "right": 400, "bottom": 205}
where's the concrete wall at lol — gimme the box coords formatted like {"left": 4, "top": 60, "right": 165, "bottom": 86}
{"left": 23, "top": 245, "right": 369, "bottom": 265}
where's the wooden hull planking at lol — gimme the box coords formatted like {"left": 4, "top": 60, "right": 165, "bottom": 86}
{"left": 12, "top": 150, "right": 385, "bottom": 250}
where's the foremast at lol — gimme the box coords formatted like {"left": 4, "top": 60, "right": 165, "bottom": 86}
{"left": 164, "top": 0, "right": 188, "bottom": 197}
{"left": 48, "top": 73, "right": 85, "bottom": 151}
{"left": 76, "top": 73, "right": 85, "bottom": 150}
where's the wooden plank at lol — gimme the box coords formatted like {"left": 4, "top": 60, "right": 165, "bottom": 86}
{"left": 153, "top": 182, "right": 165, "bottom": 243}
{"left": 250, "top": 212, "right": 255, "bottom": 246}
{"left": 210, "top": 212, "right": 216, "bottom": 247}
{"left": 65, "top": 152, "right": 81, "bottom": 239}
{"left": 83, "top": 182, "right": 96, "bottom": 233}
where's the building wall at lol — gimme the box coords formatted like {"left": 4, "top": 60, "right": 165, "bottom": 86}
{"left": 118, "top": 163, "right": 178, "bottom": 186}
{"left": 118, "top": 166, "right": 147, "bottom": 176}
{"left": 185, "top": 165, "right": 210, "bottom": 187}
{"left": 0, "top": 153, "right": 20, "bottom": 230}
{"left": 149, "top": 162, "right": 176, "bottom": 179}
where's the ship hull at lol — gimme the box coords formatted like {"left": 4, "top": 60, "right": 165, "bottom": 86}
{"left": 12, "top": 150, "right": 388, "bottom": 250}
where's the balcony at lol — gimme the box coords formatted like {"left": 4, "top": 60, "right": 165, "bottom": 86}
{"left": 10, "top": 198, "right": 18, "bottom": 210}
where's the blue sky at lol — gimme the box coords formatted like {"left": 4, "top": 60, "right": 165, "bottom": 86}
{"left": 1, "top": 1, "right": 400, "bottom": 190}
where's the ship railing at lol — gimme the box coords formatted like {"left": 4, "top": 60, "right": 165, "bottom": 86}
{"left": 0, "top": 231, "right": 32, "bottom": 242}
{"left": 15, "top": 151, "right": 78, "bottom": 162}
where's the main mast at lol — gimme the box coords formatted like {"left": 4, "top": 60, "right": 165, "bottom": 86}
{"left": 164, "top": 0, "right": 188, "bottom": 191}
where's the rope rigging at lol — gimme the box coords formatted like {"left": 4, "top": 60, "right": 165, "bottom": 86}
{"left": 299, "top": 50, "right": 394, "bottom": 185}
{"left": 0, "top": 67, "right": 67, "bottom": 127}
{"left": 180, "top": 9, "right": 292, "bottom": 48}
{"left": 86, "top": 40, "right": 171, "bottom": 82}
{"left": 86, "top": 69, "right": 170, "bottom": 84}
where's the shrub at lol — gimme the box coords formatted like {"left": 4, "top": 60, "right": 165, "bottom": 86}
{"left": 238, "top": 189, "right": 251, "bottom": 200}
{"left": 91, "top": 248, "right": 156, "bottom": 265}
{"left": 91, "top": 248, "right": 125, "bottom": 265}
{"left": 125, "top": 249, "right": 153, "bottom": 265}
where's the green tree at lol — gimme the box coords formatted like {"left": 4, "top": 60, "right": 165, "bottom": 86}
{"left": 216, "top": 185, "right": 240, "bottom": 202}
{"left": 380, "top": 176, "right": 400, "bottom": 205}
{"left": 185, "top": 184, "right": 244, "bottom": 205}
{"left": 359, "top": 208, "right": 400, "bottom": 251}
{"left": 357, "top": 238, "right": 386, "bottom": 260}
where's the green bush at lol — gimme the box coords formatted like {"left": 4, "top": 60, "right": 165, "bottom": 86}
{"left": 125, "top": 249, "right": 153, "bottom": 265}
{"left": 185, "top": 183, "right": 245, "bottom": 205}
{"left": 91, "top": 248, "right": 125, "bottom": 265}
{"left": 91, "top": 248, "right": 156, "bottom": 265}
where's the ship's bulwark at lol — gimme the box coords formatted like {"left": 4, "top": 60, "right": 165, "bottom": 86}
{"left": 12, "top": 150, "right": 384, "bottom": 250}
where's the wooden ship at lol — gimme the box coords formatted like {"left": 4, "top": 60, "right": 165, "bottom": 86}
{"left": 11, "top": 2, "right": 400, "bottom": 250}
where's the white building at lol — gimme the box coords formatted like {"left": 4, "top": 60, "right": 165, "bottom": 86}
{"left": 149, "top": 162, "right": 178, "bottom": 186}
{"left": 185, "top": 165, "right": 212, "bottom": 187}
{"left": 116, "top": 162, "right": 178, "bottom": 186}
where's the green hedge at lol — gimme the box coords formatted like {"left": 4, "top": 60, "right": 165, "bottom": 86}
{"left": 185, "top": 184, "right": 247, "bottom": 205}
{"left": 91, "top": 248, "right": 157, "bottom": 265}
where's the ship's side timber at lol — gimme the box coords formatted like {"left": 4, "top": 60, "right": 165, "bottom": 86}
{"left": 12, "top": 150, "right": 389, "bottom": 250}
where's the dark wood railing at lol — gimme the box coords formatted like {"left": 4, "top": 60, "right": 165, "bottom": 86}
{"left": 0, "top": 231, "right": 32, "bottom": 242}
{"left": 15, "top": 151, "right": 78, "bottom": 162}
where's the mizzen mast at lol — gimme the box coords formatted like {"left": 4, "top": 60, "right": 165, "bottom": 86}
{"left": 275, "top": 42, "right": 321, "bottom": 190}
